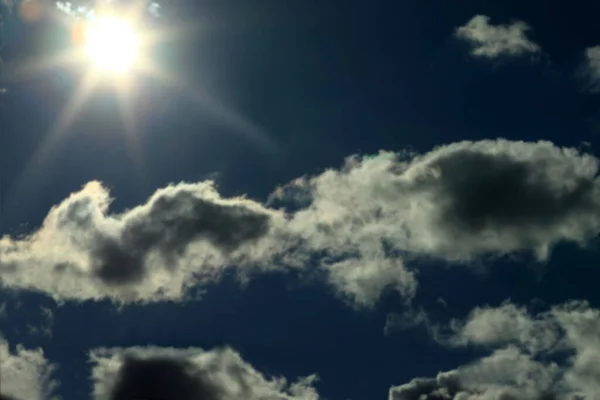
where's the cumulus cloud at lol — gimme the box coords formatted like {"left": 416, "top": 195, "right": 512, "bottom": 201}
{"left": 390, "top": 346, "right": 562, "bottom": 400}
{"left": 0, "top": 340, "right": 58, "bottom": 400}
{"left": 3, "top": 139, "right": 600, "bottom": 306}
{"left": 455, "top": 15, "right": 541, "bottom": 58}
{"left": 286, "top": 139, "right": 600, "bottom": 263}
{"left": 390, "top": 300, "right": 600, "bottom": 400}
{"left": 0, "top": 180, "right": 289, "bottom": 303}
{"left": 583, "top": 46, "right": 600, "bottom": 93}
{"left": 89, "top": 345, "right": 320, "bottom": 400}
{"left": 444, "top": 302, "right": 560, "bottom": 353}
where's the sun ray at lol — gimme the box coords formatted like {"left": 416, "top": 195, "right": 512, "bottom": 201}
{"left": 136, "top": 59, "right": 278, "bottom": 152}
{"left": 2, "top": 49, "right": 83, "bottom": 83}
{"left": 115, "top": 78, "right": 145, "bottom": 172}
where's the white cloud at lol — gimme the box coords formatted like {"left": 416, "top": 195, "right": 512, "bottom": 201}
{"left": 455, "top": 15, "right": 541, "bottom": 58}
{"left": 89, "top": 345, "right": 320, "bottom": 400}
{"left": 286, "top": 139, "right": 600, "bottom": 263}
{"left": 0, "top": 340, "right": 59, "bottom": 400}
{"left": 446, "top": 302, "right": 560, "bottom": 353}
{"left": 391, "top": 300, "right": 600, "bottom": 400}
{"left": 0, "top": 180, "right": 292, "bottom": 303}
{"left": 2, "top": 140, "right": 600, "bottom": 307}
{"left": 583, "top": 46, "right": 600, "bottom": 93}
{"left": 389, "top": 346, "right": 562, "bottom": 400}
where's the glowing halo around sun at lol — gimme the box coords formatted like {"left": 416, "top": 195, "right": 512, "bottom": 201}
{"left": 82, "top": 16, "right": 141, "bottom": 74}
{"left": 4, "top": 4, "right": 276, "bottom": 216}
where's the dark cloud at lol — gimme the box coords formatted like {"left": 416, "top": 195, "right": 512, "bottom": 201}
{"left": 427, "top": 149, "right": 597, "bottom": 240}
{"left": 87, "top": 183, "right": 272, "bottom": 286}
{"left": 90, "top": 346, "right": 320, "bottom": 400}
{"left": 108, "top": 356, "right": 222, "bottom": 400}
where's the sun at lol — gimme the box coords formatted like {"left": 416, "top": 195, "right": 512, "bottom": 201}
{"left": 83, "top": 16, "right": 140, "bottom": 74}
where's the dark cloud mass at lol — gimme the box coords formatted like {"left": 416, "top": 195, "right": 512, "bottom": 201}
{"left": 108, "top": 356, "right": 222, "bottom": 400}
{"left": 90, "top": 346, "right": 320, "bottom": 400}
{"left": 92, "top": 185, "right": 271, "bottom": 286}
{"left": 425, "top": 149, "right": 597, "bottom": 245}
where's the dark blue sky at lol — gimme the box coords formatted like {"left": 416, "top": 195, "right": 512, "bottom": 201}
{"left": 1, "top": 1, "right": 600, "bottom": 399}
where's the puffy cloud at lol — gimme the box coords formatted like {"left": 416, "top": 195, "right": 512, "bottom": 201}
{"left": 583, "top": 46, "right": 600, "bottom": 93}
{"left": 389, "top": 347, "right": 562, "bottom": 400}
{"left": 445, "top": 302, "right": 560, "bottom": 353}
{"left": 286, "top": 139, "right": 600, "bottom": 264}
{"left": 3, "top": 139, "right": 600, "bottom": 306}
{"left": 0, "top": 181, "right": 289, "bottom": 303}
{"left": 0, "top": 340, "right": 58, "bottom": 400}
{"left": 391, "top": 300, "right": 600, "bottom": 400}
{"left": 455, "top": 15, "right": 541, "bottom": 58}
{"left": 89, "top": 345, "right": 320, "bottom": 400}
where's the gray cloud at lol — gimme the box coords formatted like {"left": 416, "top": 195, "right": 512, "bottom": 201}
{"left": 0, "top": 340, "right": 59, "bottom": 400}
{"left": 90, "top": 346, "right": 320, "bottom": 400}
{"left": 2, "top": 140, "right": 600, "bottom": 306}
{"left": 455, "top": 15, "right": 541, "bottom": 58}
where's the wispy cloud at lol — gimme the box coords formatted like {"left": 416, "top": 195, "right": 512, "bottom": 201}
{"left": 90, "top": 345, "right": 320, "bottom": 400}
{"left": 455, "top": 15, "right": 541, "bottom": 58}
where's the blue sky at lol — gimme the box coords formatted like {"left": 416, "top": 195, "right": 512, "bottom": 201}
{"left": 1, "top": 1, "right": 600, "bottom": 399}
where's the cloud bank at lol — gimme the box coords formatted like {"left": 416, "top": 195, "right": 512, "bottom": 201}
{"left": 0, "top": 340, "right": 58, "bottom": 400}
{"left": 455, "top": 15, "right": 541, "bottom": 58}
{"left": 2, "top": 139, "right": 600, "bottom": 306}
{"left": 89, "top": 345, "right": 320, "bottom": 400}
{"left": 390, "top": 300, "right": 600, "bottom": 400}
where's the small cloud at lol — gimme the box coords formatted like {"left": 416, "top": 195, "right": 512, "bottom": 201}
{"left": 455, "top": 15, "right": 541, "bottom": 59}
{"left": 582, "top": 46, "right": 600, "bottom": 93}
{"left": 384, "top": 307, "right": 431, "bottom": 336}
{"left": 26, "top": 306, "right": 54, "bottom": 339}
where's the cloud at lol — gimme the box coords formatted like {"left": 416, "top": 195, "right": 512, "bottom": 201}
{"left": 443, "top": 302, "right": 560, "bottom": 353}
{"left": 455, "top": 15, "right": 541, "bottom": 58}
{"left": 0, "top": 340, "right": 59, "bottom": 400}
{"left": 89, "top": 345, "right": 320, "bottom": 400}
{"left": 389, "top": 346, "right": 561, "bottom": 400}
{"left": 3, "top": 140, "right": 600, "bottom": 306}
{"left": 0, "top": 180, "right": 289, "bottom": 303}
{"left": 55, "top": 0, "right": 161, "bottom": 20}
{"left": 582, "top": 46, "right": 600, "bottom": 93}
{"left": 390, "top": 300, "right": 600, "bottom": 400}
{"left": 26, "top": 306, "right": 54, "bottom": 339}
{"left": 286, "top": 139, "right": 600, "bottom": 264}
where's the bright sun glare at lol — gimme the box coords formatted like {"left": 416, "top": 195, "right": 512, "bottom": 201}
{"left": 84, "top": 17, "right": 140, "bottom": 73}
